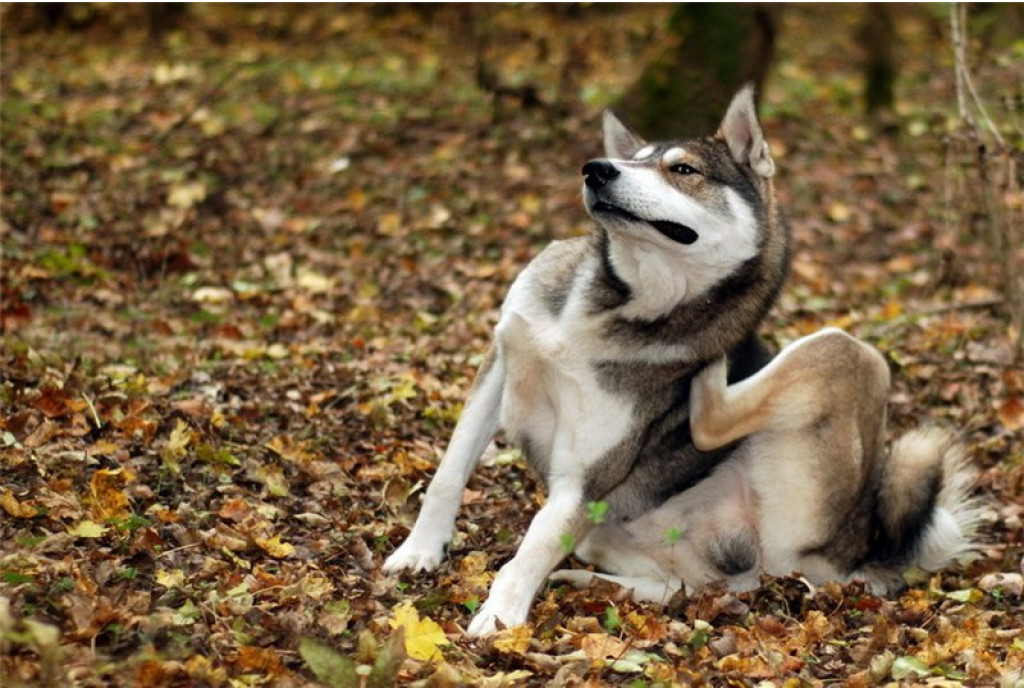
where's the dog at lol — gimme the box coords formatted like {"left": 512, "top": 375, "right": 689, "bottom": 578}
{"left": 383, "top": 85, "right": 978, "bottom": 635}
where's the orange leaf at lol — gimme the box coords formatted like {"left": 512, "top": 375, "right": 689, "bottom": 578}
{"left": 217, "top": 497, "right": 251, "bottom": 522}
{"left": 89, "top": 468, "right": 133, "bottom": 520}
{"left": 32, "top": 386, "right": 72, "bottom": 418}
{"left": 236, "top": 646, "right": 285, "bottom": 675}
{"left": 998, "top": 396, "right": 1024, "bottom": 432}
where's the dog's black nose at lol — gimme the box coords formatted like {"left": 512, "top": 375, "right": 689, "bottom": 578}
{"left": 582, "top": 160, "right": 620, "bottom": 189}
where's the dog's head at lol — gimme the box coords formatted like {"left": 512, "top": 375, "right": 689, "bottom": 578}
{"left": 582, "top": 85, "right": 776, "bottom": 288}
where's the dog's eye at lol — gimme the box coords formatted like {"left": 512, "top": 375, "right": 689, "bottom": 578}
{"left": 670, "top": 163, "right": 700, "bottom": 176}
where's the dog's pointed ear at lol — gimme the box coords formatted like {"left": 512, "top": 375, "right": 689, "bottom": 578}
{"left": 603, "top": 110, "right": 646, "bottom": 160}
{"left": 718, "top": 84, "right": 775, "bottom": 178}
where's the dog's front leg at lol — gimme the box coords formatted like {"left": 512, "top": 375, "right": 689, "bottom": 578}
{"left": 466, "top": 483, "right": 588, "bottom": 637}
{"left": 383, "top": 349, "right": 504, "bottom": 573}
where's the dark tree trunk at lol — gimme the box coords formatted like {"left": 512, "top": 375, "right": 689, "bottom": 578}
{"left": 862, "top": 4, "right": 897, "bottom": 115}
{"left": 615, "top": 4, "right": 777, "bottom": 139}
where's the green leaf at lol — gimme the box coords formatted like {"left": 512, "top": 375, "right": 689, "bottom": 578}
{"left": 586, "top": 500, "right": 609, "bottom": 525}
{"left": 299, "top": 637, "right": 358, "bottom": 687}
{"left": 368, "top": 632, "right": 406, "bottom": 687}
{"left": 1, "top": 572, "right": 34, "bottom": 585}
{"left": 603, "top": 605, "right": 622, "bottom": 633}
{"left": 688, "top": 620, "right": 711, "bottom": 651}
{"left": 891, "top": 655, "right": 931, "bottom": 681}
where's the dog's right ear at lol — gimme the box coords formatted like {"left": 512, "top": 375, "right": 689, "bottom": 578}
{"left": 603, "top": 110, "right": 647, "bottom": 160}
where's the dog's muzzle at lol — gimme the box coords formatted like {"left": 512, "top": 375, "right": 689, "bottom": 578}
{"left": 582, "top": 160, "right": 619, "bottom": 189}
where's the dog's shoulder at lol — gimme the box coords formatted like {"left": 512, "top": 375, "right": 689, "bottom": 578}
{"left": 511, "top": 236, "right": 592, "bottom": 319}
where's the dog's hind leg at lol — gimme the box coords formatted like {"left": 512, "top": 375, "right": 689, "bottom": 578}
{"left": 384, "top": 347, "right": 504, "bottom": 574}
{"left": 689, "top": 328, "right": 887, "bottom": 451}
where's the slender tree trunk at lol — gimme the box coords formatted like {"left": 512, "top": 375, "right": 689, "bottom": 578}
{"left": 862, "top": 4, "right": 897, "bottom": 115}
{"left": 616, "top": 4, "right": 777, "bottom": 138}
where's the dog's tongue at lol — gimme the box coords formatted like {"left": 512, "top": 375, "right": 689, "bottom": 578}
{"left": 650, "top": 220, "right": 699, "bottom": 245}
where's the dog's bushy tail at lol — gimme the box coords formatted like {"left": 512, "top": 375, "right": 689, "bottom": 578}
{"left": 863, "top": 427, "right": 981, "bottom": 591}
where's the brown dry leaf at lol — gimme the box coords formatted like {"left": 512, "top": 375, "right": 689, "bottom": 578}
{"left": 579, "top": 632, "right": 630, "bottom": 661}
{"left": 89, "top": 467, "right": 133, "bottom": 520}
{"left": 31, "top": 386, "right": 86, "bottom": 419}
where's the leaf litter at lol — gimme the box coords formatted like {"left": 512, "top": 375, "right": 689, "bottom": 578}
{"left": 1, "top": 4, "right": 1022, "bottom": 687}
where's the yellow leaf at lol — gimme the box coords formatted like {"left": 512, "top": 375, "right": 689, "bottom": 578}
{"left": 156, "top": 568, "right": 185, "bottom": 588}
{"left": 388, "top": 601, "right": 447, "bottom": 662}
{"left": 377, "top": 212, "right": 402, "bottom": 237}
{"left": 826, "top": 201, "right": 851, "bottom": 224}
{"left": 1, "top": 490, "right": 38, "bottom": 518}
{"left": 255, "top": 535, "right": 295, "bottom": 559}
{"left": 167, "top": 181, "right": 206, "bottom": 209}
{"left": 68, "top": 520, "right": 108, "bottom": 538}
{"left": 160, "top": 419, "right": 192, "bottom": 473}
{"left": 492, "top": 625, "right": 532, "bottom": 655}
{"left": 89, "top": 468, "right": 133, "bottom": 520}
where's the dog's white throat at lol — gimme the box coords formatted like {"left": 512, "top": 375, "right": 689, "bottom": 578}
{"left": 607, "top": 234, "right": 690, "bottom": 319}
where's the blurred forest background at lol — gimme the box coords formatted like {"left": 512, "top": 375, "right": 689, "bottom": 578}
{"left": 1, "top": 3, "right": 1023, "bottom": 687}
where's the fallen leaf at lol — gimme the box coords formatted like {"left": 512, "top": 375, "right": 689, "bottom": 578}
{"left": 580, "top": 632, "right": 630, "bottom": 661}
{"left": 89, "top": 468, "right": 132, "bottom": 520}
{"left": 493, "top": 626, "right": 533, "bottom": 655}
{"left": 255, "top": 535, "right": 295, "bottom": 558}
{"left": 160, "top": 419, "right": 192, "bottom": 473}
{"left": 156, "top": 568, "right": 186, "bottom": 589}
{"left": 1, "top": 490, "right": 38, "bottom": 518}
{"left": 891, "top": 655, "right": 931, "bottom": 681}
{"left": 298, "top": 637, "right": 357, "bottom": 687}
{"left": 388, "top": 600, "right": 447, "bottom": 662}
{"left": 67, "top": 520, "right": 109, "bottom": 538}
{"left": 998, "top": 396, "right": 1024, "bottom": 432}
{"left": 236, "top": 646, "right": 285, "bottom": 675}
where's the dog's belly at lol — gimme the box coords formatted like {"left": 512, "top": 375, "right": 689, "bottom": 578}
{"left": 496, "top": 309, "right": 630, "bottom": 481}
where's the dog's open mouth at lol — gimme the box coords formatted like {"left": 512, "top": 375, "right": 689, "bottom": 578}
{"left": 592, "top": 201, "right": 699, "bottom": 245}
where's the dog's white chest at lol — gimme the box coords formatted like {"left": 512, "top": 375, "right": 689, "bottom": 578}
{"left": 496, "top": 304, "right": 629, "bottom": 480}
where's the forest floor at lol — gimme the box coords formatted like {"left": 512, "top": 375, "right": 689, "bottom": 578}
{"left": 1, "top": 4, "right": 1022, "bottom": 687}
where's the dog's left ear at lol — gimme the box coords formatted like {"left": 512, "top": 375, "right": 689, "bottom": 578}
{"left": 603, "top": 110, "right": 647, "bottom": 160}
{"left": 718, "top": 84, "right": 775, "bottom": 178}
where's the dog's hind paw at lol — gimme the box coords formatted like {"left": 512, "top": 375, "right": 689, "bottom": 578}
{"left": 382, "top": 540, "right": 445, "bottom": 573}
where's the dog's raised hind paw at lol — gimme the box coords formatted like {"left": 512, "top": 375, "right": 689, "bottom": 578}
{"left": 382, "top": 540, "right": 445, "bottom": 573}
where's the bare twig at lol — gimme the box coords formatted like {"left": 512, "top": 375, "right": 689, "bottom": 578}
{"left": 950, "top": 4, "right": 1005, "bottom": 146}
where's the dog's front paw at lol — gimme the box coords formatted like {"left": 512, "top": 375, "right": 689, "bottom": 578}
{"left": 549, "top": 569, "right": 597, "bottom": 589}
{"left": 465, "top": 597, "right": 527, "bottom": 638}
{"left": 382, "top": 538, "right": 445, "bottom": 574}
